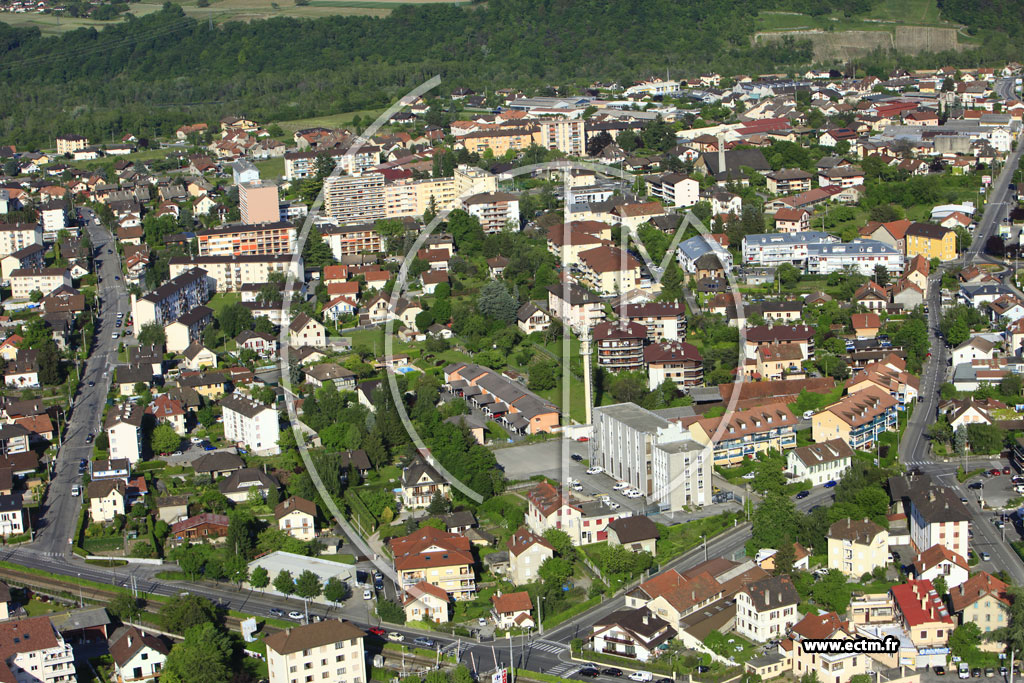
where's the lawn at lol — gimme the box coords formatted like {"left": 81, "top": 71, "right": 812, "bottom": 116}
{"left": 275, "top": 109, "right": 388, "bottom": 136}
{"left": 205, "top": 292, "right": 241, "bottom": 317}
{"left": 23, "top": 597, "right": 63, "bottom": 616}
{"left": 254, "top": 157, "right": 285, "bottom": 180}
{"left": 656, "top": 511, "right": 742, "bottom": 560}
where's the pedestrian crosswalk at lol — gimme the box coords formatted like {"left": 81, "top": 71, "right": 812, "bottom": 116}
{"left": 532, "top": 641, "right": 566, "bottom": 655}
{"left": 548, "top": 664, "right": 579, "bottom": 677}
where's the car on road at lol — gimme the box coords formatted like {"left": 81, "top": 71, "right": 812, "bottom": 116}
{"left": 613, "top": 481, "right": 629, "bottom": 490}
{"left": 387, "top": 632, "right": 405, "bottom": 642}
{"left": 981, "top": 551, "right": 991, "bottom": 561}
{"left": 268, "top": 608, "right": 284, "bottom": 617}
{"left": 368, "top": 627, "right": 386, "bottom": 637}
{"left": 202, "top": 445, "right": 215, "bottom": 451}
{"left": 478, "top": 617, "right": 487, "bottom": 627}
{"left": 995, "top": 518, "right": 1006, "bottom": 528}
{"left": 171, "top": 451, "right": 182, "bottom": 457}
{"left": 586, "top": 466, "right": 603, "bottom": 475}
{"left": 71, "top": 485, "right": 80, "bottom": 497}
{"left": 79, "top": 459, "right": 87, "bottom": 468}
{"left": 111, "top": 333, "right": 118, "bottom": 339}
{"left": 413, "top": 637, "right": 435, "bottom": 649}
{"left": 87, "top": 381, "right": 94, "bottom": 387}
{"left": 628, "top": 673, "right": 653, "bottom": 682}
{"left": 1004, "top": 467, "right": 1013, "bottom": 475}
{"left": 795, "top": 490, "right": 809, "bottom": 499}
{"left": 625, "top": 489, "right": 642, "bottom": 498}
{"left": 607, "top": 501, "right": 621, "bottom": 509}
{"left": 577, "top": 437, "right": 589, "bottom": 442}
{"left": 961, "top": 497, "right": 969, "bottom": 504}
{"left": 85, "top": 434, "right": 94, "bottom": 444}
{"left": 969, "top": 482, "right": 984, "bottom": 490}
{"left": 114, "top": 276, "right": 120, "bottom": 280}
{"left": 363, "top": 589, "right": 373, "bottom": 600}
{"left": 601, "top": 669, "right": 623, "bottom": 678}
{"left": 991, "top": 469, "right": 1002, "bottom": 476}
{"left": 570, "top": 482, "right": 583, "bottom": 492}
{"left": 570, "top": 454, "right": 583, "bottom": 462}
{"left": 823, "top": 480, "right": 837, "bottom": 488}
{"left": 577, "top": 669, "right": 600, "bottom": 678}
{"left": 288, "top": 611, "right": 303, "bottom": 620}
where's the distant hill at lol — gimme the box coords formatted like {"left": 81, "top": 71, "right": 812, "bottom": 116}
{"left": 0, "top": 0, "right": 1014, "bottom": 147}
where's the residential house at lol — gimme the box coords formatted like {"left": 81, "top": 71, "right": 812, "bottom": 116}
{"left": 403, "top": 581, "right": 450, "bottom": 625}
{"left": 0, "top": 616, "right": 76, "bottom": 683}
{"left": 606, "top": 516, "right": 659, "bottom": 556}
{"left": 735, "top": 575, "right": 800, "bottom": 643}
{"left": 851, "top": 312, "right": 882, "bottom": 338}
{"left": 912, "top": 544, "right": 969, "bottom": 590}
{"left": 109, "top": 625, "right": 169, "bottom": 683}
{"left": 275, "top": 496, "right": 317, "bottom": 542}
{"left": 906, "top": 222, "right": 957, "bottom": 261}
{"left": 950, "top": 571, "right": 1010, "bottom": 632}
{"left": 492, "top": 591, "right": 535, "bottom": 631}
{"left": 546, "top": 284, "right": 605, "bottom": 332}
{"left": 181, "top": 343, "right": 217, "bottom": 372}
{"left": 516, "top": 303, "right": 551, "bottom": 335}
{"left": 88, "top": 480, "right": 127, "bottom": 523}
{"left": 786, "top": 439, "right": 853, "bottom": 487}
{"left": 288, "top": 313, "right": 326, "bottom": 348}
{"left": 0, "top": 496, "right": 23, "bottom": 537}
{"left": 164, "top": 306, "right": 213, "bottom": 354}
{"left": 217, "top": 468, "right": 278, "bottom": 503}
{"left": 591, "top": 606, "right": 675, "bottom": 662}
{"left": 827, "top": 518, "right": 889, "bottom": 577}
{"left": 888, "top": 476, "right": 970, "bottom": 558}
{"left": 506, "top": 527, "right": 554, "bottom": 586}
{"left": 105, "top": 404, "right": 144, "bottom": 465}
{"left": 890, "top": 579, "right": 954, "bottom": 665}
{"left": 389, "top": 526, "right": 476, "bottom": 601}
{"left": 401, "top": 461, "right": 450, "bottom": 509}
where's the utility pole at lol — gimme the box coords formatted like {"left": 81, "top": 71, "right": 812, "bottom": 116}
{"left": 702, "top": 534, "right": 708, "bottom": 563}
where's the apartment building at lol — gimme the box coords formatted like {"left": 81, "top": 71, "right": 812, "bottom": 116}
{"left": 238, "top": 180, "right": 280, "bottom": 224}
{"left": 827, "top": 518, "right": 889, "bottom": 577}
{"left": 0, "top": 223, "right": 43, "bottom": 260}
{"left": 688, "top": 403, "right": 797, "bottom": 467}
{"left": 168, "top": 255, "right": 300, "bottom": 293}
{"left": 506, "top": 527, "right": 554, "bottom": 586}
{"left": 284, "top": 145, "right": 379, "bottom": 180}
{"left": 950, "top": 572, "right": 1010, "bottom": 632}
{"left": 539, "top": 119, "right": 585, "bottom": 156}
{"left": 644, "top": 173, "right": 699, "bottom": 207}
{"left": 890, "top": 579, "right": 954, "bottom": 665}
{"left": 39, "top": 200, "right": 68, "bottom": 240}
{"left": 784, "top": 612, "right": 870, "bottom": 683}
{"left": 594, "top": 320, "right": 646, "bottom": 372}
{"left": 624, "top": 565, "right": 727, "bottom": 629}
{"left": 56, "top": 133, "right": 89, "bottom": 154}
{"left": 524, "top": 481, "right": 627, "bottom": 546}
{"left": 786, "top": 439, "right": 853, "bottom": 486}
{"left": 644, "top": 341, "right": 704, "bottom": 390}
{"left": 889, "top": 476, "right": 971, "bottom": 558}
{"left": 458, "top": 126, "right": 540, "bottom": 156}
{"left": 88, "top": 480, "right": 127, "bottom": 523}
{"left": 131, "top": 267, "right": 213, "bottom": 328}
{"left": 744, "top": 325, "right": 816, "bottom": 360}
{"left": 766, "top": 168, "right": 813, "bottom": 195}
{"left": 265, "top": 620, "right": 366, "bottom": 683}
{"left": 812, "top": 386, "right": 898, "bottom": 452}
{"left": 773, "top": 208, "right": 811, "bottom": 234}
{"left": 906, "top": 222, "right": 958, "bottom": 262}
{"left": 0, "top": 616, "right": 76, "bottom": 683}
{"left": 383, "top": 165, "right": 497, "bottom": 219}
{"left": 0, "top": 244, "right": 45, "bottom": 283}
{"left": 196, "top": 221, "right": 296, "bottom": 257}
{"left": 221, "top": 392, "right": 280, "bottom": 455}
{"left": 577, "top": 245, "right": 643, "bottom": 295}
{"left": 622, "top": 301, "right": 687, "bottom": 341}
{"left": 164, "top": 305, "right": 213, "bottom": 354}
{"left": 400, "top": 461, "right": 451, "bottom": 509}
{"left": 546, "top": 283, "right": 605, "bottom": 332}
{"left": 323, "top": 173, "right": 386, "bottom": 225}
{"left": 593, "top": 402, "right": 710, "bottom": 510}
{"left": 10, "top": 268, "right": 71, "bottom": 300}
{"left": 806, "top": 239, "right": 905, "bottom": 276}
{"left": 104, "top": 403, "right": 144, "bottom": 465}
{"left": 741, "top": 231, "right": 838, "bottom": 267}
{"left": 462, "top": 192, "right": 520, "bottom": 233}
{"left": 320, "top": 223, "right": 382, "bottom": 261}
{"left": 389, "top": 527, "right": 476, "bottom": 601}
{"left": 735, "top": 575, "right": 800, "bottom": 643}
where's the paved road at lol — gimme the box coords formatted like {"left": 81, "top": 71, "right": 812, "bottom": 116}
{"left": 33, "top": 209, "right": 130, "bottom": 555}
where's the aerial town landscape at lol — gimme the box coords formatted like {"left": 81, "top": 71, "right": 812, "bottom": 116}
{"left": 4, "top": 1, "right": 1024, "bottom": 683}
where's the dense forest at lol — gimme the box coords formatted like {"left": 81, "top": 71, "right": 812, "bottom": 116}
{"left": 0, "top": 0, "right": 1014, "bottom": 147}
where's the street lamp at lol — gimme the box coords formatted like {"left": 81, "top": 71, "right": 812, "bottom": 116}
{"left": 76, "top": 573, "right": 83, "bottom": 608}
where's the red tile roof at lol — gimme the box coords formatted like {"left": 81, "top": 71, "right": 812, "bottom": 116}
{"left": 891, "top": 579, "right": 953, "bottom": 627}
{"left": 492, "top": 591, "right": 533, "bottom": 614}
{"left": 389, "top": 526, "right": 474, "bottom": 571}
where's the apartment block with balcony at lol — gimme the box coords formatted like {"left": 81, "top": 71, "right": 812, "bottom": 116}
{"left": 196, "top": 220, "right": 296, "bottom": 257}
{"left": 221, "top": 392, "right": 280, "bottom": 455}
{"left": 622, "top": 301, "right": 687, "bottom": 341}
{"left": 10, "top": 268, "right": 71, "bottom": 300}
{"left": 265, "top": 620, "right": 366, "bottom": 683}
{"left": 812, "top": 386, "right": 898, "bottom": 452}
{"left": 540, "top": 119, "right": 585, "bottom": 156}
{"left": 0, "top": 616, "right": 77, "bottom": 683}
{"left": 131, "top": 267, "right": 213, "bottom": 328}
{"left": 827, "top": 518, "right": 889, "bottom": 577}
{"left": 320, "top": 223, "right": 383, "bottom": 261}
{"left": 462, "top": 192, "right": 520, "bottom": 233}
{"left": 593, "top": 320, "right": 646, "bottom": 372}
{"left": 323, "top": 173, "right": 386, "bottom": 225}
{"left": 688, "top": 403, "right": 798, "bottom": 467}
{"left": 389, "top": 527, "right": 476, "bottom": 601}
{"left": 168, "top": 255, "right": 301, "bottom": 293}
{"left": 644, "top": 341, "right": 703, "bottom": 390}
{"left": 0, "top": 223, "right": 43, "bottom": 260}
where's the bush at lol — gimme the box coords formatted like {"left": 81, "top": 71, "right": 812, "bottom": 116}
{"left": 376, "top": 599, "right": 406, "bottom": 624}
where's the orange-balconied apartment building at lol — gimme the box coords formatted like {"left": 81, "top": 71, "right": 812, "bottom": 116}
{"left": 196, "top": 221, "right": 297, "bottom": 257}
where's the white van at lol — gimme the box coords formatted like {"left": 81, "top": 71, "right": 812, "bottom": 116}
{"left": 628, "top": 673, "right": 652, "bottom": 682}
{"left": 71, "top": 485, "right": 81, "bottom": 497}
{"left": 959, "top": 663, "right": 970, "bottom": 679}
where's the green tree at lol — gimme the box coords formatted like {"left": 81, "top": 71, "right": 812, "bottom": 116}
{"left": 324, "top": 576, "right": 351, "bottom": 605}
{"left": 527, "top": 360, "right": 557, "bottom": 391}
{"left": 295, "top": 569, "right": 323, "bottom": 600}
{"left": 250, "top": 565, "right": 269, "bottom": 592}
{"left": 538, "top": 556, "right": 573, "bottom": 587}
{"left": 773, "top": 536, "right": 795, "bottom": 576}
{"left": 150, "top": 423, "right": 181, "bottom": 455}
{"left": 376, "top": 599, "right": 406, "bottom": 624}
{"left": 812, "top": 569, "right": 851, "bottom": 613}
{"left": 477, "top": 280, "right": 518, "bottom": 323}
{"left": 176, "top": 545, "right": 205, "bottom": 581}
{"left": 750, "top": 492, "right": 798, "bottom": 555}
{"left": 108, "top": 592, "right": 144, "bottom": 623}
{"left": 872, "top": 264, "right": 890, "bottom": 287}
{"left": 542, "top": 529, "right": 575, "bottom": 558}
{"left": 161, "top": 622, "right": 232, "bottom": 683}
{"left": 160, "top": 594, "right": 218, "bottom": 633}
{"left": 426, "top": 491, "right": 449, "bottom": 515}
{"left": 224, "top": 555, "right": 248, "bottom": 588}
{"left": 274, "top": 570, "right": 296, "bottom": 595}
{"left": 933, "top": 575, "right": 948, "bottom": 597}
{"left": 37, "top": 341, "right": 62, "bottom": 385}
{"left": 137, "top": 322, "right": 167, "bottom": 347}
{"left": 1002, "top": 373, "right": 1023, "bottom": 397}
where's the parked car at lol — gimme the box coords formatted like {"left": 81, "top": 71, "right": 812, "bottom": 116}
{"left": 363, "top": 590, "right": 373, "bottom": 600}
{"left": 613, "top": 481, "right": 629, "bottom": 490}
{"left": 413, "top": 637, "right": 436, "bottom": 649}
{"left": 972, "top": 668, "right": 982, "bottom": 678}
{"left": 981, "top": 551, "right": 992, "bottom": 561}
{"left": 570, "top": 454, "right": 583, "bottom": 462}
{"left": 478, "top": 617, "right": 488, "bottom": 627}
{"left": 586, "top": 466, "right": 603, "bottom": 475}
{"left": 387, "top": 632, "right": 405, "bottom": 642}
{"left": 742, "top": 471, "right": 756, "bottom": 480}
{"left": 601, "top": 669, "right": 623, "bottom": 678}
{"left": 628, "top": 673, "right": 653, "bottom": 682}
{"left": 969, "top": 482, "right": 984, "bottom": 489}
{"left": 288, "top": 611, "right": 303, "bottom": 620}
{"left": 577, "top": 669, "right": 600, "bottom": 679}
{"left": 268, "top": 608, "right": 284, "bottom": 618}
{"left": 85, "top": 434, "right": 94, "bottom": 444}
{"left": 795, "top": 490, "right": 809, "bottom": 499}
{"left": 985, "top": 668, "right": 995, "bottom": 678}
{"left": 990, "top": 469, "right": 1002, "bottom": 476}
{"left": 823, "top": 480, "right": 837, "bottom": 488}
{"left": 368, "top": 627, "right": 386, "bottom": 637}
{"left": 802, "top": 410, "right": 814, "bottom": 420}
{"left": 935, "top": 666, "right": 946, "bottom": 676}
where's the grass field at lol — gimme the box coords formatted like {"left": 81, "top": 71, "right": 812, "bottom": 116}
{"left": 275, "top": 109, "right": 386, "bottom": 136}
{"left": 0, "top": 0, "right": 467, "bottom": 35}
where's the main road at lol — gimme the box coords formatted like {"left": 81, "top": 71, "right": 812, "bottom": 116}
{"left": 33, "top": 208, "right": 132, "bottom": 555}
